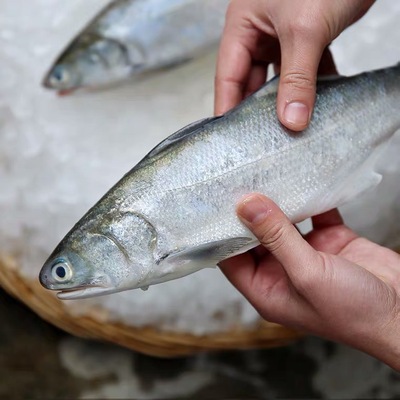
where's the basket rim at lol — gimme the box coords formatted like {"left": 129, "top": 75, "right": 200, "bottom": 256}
{"left": 0, "top": 254, "right": 301, "bottom": 357}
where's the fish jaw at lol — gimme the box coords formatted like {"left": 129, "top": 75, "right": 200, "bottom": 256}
{"left": 56, "top": 285, "right": 122, "bottom": 300}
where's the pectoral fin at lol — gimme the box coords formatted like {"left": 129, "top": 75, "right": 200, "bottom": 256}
{"left": 165, "top": 237, "right": 256, "bottom": 269}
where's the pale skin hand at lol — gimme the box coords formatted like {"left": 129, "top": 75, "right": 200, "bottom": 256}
{"left": 219, "top": 194, "right": 400, "bottom": 371}
{"left": 214, "top": 0, "right": 375, "bottom": 130}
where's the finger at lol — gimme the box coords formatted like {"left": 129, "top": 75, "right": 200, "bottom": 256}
{"left": 232, "top": 40, "right": 281, "bottom": 101}
{"left": 214, "top": 38, "right": 251, "bottom": 115}
{"left": 311, "top": 208, "right": 343, "bottom": 230}
{"left": 237, "top": 194, "right": 321, "bottom": 285}
{"left": 219, "top": 245, "right": 271, "bottom": 293}
{"left": 243, "top": 63, "right": 268, "bottom": 98}
{"left": 273, "top": 63, "right": 281, "bottom": 75}
{"left": 214, "top": 6, "right": 255, "bottom": 116}
{"left": 318, "top": 47, "right": 338, "bottom": 76}
{"left": 277, "top": 33, "right": 327, "bottom": 131}
{"left": 219, "top": 252, "right": 257, "bottom": 295}
{"left": 250, "top": 244, "right": 269, "bottom": 262}
{"left": 307, "top": 210, "right": 357, "bottom": 254}
{"left": 220, "top": 252, "right": 310, "bottom": 328}
{"left": 350, "top": 0, "right": 375, "bottom": 24}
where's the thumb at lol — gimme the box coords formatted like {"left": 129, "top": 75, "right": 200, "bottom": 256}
{"left": 237, "top": 193, "right": 321, "bottom": 285}
{"left": 276, "top": 34, "right": 326, "bottom": 131}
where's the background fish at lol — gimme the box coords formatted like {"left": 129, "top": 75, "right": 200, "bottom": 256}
{"left": 39, "top": 64, "right": 400, "bottom": 299}
{"left": 43, "top": 0, "right": 229, "bottom": 92}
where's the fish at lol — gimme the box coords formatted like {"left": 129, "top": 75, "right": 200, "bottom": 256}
{"left": 42, "top": 0, "right": 229, "bottom": 92}
{"left": 39, "top": 63, "right": 400, "bottom": 299}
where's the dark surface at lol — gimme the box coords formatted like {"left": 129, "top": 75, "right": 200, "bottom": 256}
{"left": 1, "top": 287, "right": 399, "bottom": 399}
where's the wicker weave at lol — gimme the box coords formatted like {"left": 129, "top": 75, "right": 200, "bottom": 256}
{"left": 0, "top": 254, "right": 301, "bottom": 357}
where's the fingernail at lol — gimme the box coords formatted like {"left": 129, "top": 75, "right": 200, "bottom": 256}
{"left": 238, "top": 195, "right": 270, "bottom": 224}
{"left": 284, "top": 102, "right": 309, "bottom": 128}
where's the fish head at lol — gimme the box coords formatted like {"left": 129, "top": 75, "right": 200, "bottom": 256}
{"left": 43, "top": 33, "right": 134, "bottom": 91}
{"left": 39, "top": 212, "right": 157, "bottom": 299}
{"left": 43, "top": 60, "right": 81, "bottom": 92}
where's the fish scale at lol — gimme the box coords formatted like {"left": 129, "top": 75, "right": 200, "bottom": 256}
{"left": 40, "top": 64, "right": 400, "bottom": 299}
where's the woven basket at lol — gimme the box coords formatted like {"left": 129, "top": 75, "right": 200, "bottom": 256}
{"left": 0, "top": 254, "right": 301, "bottom": 357}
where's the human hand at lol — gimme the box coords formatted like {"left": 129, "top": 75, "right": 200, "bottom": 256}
{"left": 220, "top": 194, "right": 400, "bottom": 370}
{"left": 214, "top": 0, "right": 374, "bottom": 130}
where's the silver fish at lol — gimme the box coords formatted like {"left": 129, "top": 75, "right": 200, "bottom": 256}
{"left": 43, "top": 0, "right": 229, "bottom": 92}
{"left": 40, "top": 64, "right": 400, "bottom": 299}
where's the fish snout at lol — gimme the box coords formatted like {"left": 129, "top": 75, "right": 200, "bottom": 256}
{"left": 42, "top": 63, "right": 80, "bottom": 91}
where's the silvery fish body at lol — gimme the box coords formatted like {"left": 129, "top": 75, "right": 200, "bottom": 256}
{"left": 40, "top": 64, "right": 400, "bottom": 299}
{"left": 43, "top": 0, "right": 229, "bottom": 91}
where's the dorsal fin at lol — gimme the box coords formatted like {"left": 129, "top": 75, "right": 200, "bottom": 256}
{"left": 146, "top": 116, "right": 221, "bottom": 159}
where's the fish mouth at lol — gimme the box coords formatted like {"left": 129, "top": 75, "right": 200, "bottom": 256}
{"left": 41, "top": 74, "right": 79, "bottom": 95}
{"left": 41, "top": 70, "right": 80, "bottom": 94}
{"left": 41, "top": 72, "right": 54, "bottom": 89}
{"left": 58, "top": 88, "right": 79, "bottom": 96}
{"left": 57, "top": 285, "right": 116, "bottom": 300}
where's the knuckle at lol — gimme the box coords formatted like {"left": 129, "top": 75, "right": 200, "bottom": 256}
{"left": 214, "top": 73, "right": 238, "bottom": 86}
{"left": 225, "top": 0, "right": 242, "bottom": 21}
{"left": 284, "top": 9, "right": 331, "bottom": 42}
{"left": 280, "top": 69, "right": 315, "bottom": 92}
{"left": 254, "top": 287, "right": 285, "bottom": 324}
{"left": 258, "top": 220, "right": 287, "bottom": 254}
{"left": 286, "top": 16, "right": 318, "bottom": 40}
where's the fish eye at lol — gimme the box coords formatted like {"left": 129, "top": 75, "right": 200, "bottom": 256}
{"left": 51, "top": 261, "right": 73, "bottom": 282}
{"left": 50, "top": 65, "right": 70, "bottom": 85}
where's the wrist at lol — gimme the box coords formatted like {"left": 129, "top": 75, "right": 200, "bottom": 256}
{"left": 357, "top": 316, "right": 400, "bottom": 371}
{"left": 376, "top": 318, "right": 400, "bottom": 371}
